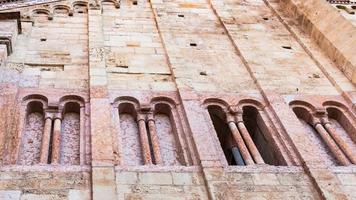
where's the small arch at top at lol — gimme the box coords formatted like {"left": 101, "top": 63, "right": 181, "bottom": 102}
{"left": 22, "top": 94, "right": 48, "bottom": 103}
{"left": 238, "top": 98, "right": 265, "bottom": 111}
{"left": 203, "top": 98, "right": 230, "bottom": 109}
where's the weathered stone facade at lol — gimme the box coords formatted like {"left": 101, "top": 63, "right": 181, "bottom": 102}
{"left": 0, "top": 0, "right": 355, "bottom": 199}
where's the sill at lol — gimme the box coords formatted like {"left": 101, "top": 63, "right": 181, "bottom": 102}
{"left": 0, "top": 164, "right": 91, "bottom": 172}
{"left": 330, "top": 164, "right": 356, "bottom": 173}
{"left": 115, "top": 165, "right": 200, "bottom": 173}
{"left": 222, "top": 164, "right": 304, "bottom": 173}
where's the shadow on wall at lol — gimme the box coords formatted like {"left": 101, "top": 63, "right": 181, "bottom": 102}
{"left": 206, "top": 99, "right": 289, "bottom": 167}
{"left": 291, "top": 100, "right": 356, "bottom": 166}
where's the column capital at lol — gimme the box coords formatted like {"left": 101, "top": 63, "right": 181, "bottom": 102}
{"left": 226, "top": 115, "right": 235, "bottom": 123}
{"left": 44, "top": 112, "right": 53, "bottom": 120}
{"left": 53, "top": 113, "right": 62, "bottom": 120}
{"left": 137, "top": 114, "right": 146, "bottom": 122}
{"left": 234, "top": 114, "right": 244, "bottom": 123}
{"left": 311, "top": 117, "right": 322, "bottom": 128}
{"left": 147, "top": 113, "right": 155, "bottom": 122}
{"left": 234, "top": 109, "right": 243, "bottom": 122}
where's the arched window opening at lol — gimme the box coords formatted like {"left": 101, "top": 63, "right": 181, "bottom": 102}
{"left": 208, "top": 105, "right": 240, "bottom": 166}
{"left": 325, "top": 107, "right": 356, "bottom": 164}
{"left": 327, "top": 107, "right": 356, "bottom": 142}
{"left": 73, "top": 2, "right": 88, "bottom": 14}
{"left": 60, "top": 102, "right": 80, "bottom": 165}
{"left": 101, "top": 1, "right": 117, "bottom": 11}
{"left": 19, "top": 101, "right": 45, "bottom": 165}
{"left": 119, "top": 103, "right": 143, "bottom": 166}
{"left": 153, "top": 103, "right": 183, "bottom": 166}
{"left": 54, "top": 7, "right": 69, "bottom": 16}
{"left": 242, "top": 106, "right": 281, "bottom": 166}
{"left": 34, "top": 10, "right": 49, "bottom": 16}
{"left": 292, "top": 107, "right": 339, "bottom": 166}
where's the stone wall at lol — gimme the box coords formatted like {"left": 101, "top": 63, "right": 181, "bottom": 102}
{"left": 204, "top": 167, "right": 320, "bottom": 200}
{"left": 115, "top": 167, "right": 208, "bottom": 200}
{"left": 0, "top": 0, "right": 355, "bottom": 199}
{"left": 0, "top": 166, "right": 91, "bottom": 200}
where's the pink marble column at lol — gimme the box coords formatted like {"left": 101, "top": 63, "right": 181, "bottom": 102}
{"left": 226, "top": 116, "right": 254, "bottom": 165}
{"left": 314, "top": 123, "right": 350, "bottom": 166}
{"left": 80, "top": 106, "right": 86, "bottom": 165}
{"left": 324, "top": 123, "right": 356, "bottom": 164}
{"left": 51, "top": 116, "right": 62, "bottom": 164}
{"left": 39, "top": 115, "right": 52, "bottom": 164}
{"left": 147, "top": 113, "right": 163, "bottom": 165}
{"left": 236, "top": 118, "right": 265, "bottom": 164}
{"left": 137, "top": 114, "right": 152, "bottom": 165}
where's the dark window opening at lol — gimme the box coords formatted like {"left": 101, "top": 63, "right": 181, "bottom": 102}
{"left": 190, "top": 43, "right": 197, "bottom": 47}
{"left": 326, "top": 107, "right": 356, "bottom": 143}
{"left": 243, "top": 106, "right": 283, "bottom": 166}
{"left": 208, "top": 105, "right": 244, "bottom": 166}
{"left": 145, "top": 121, "right": 156, "bottom": 163}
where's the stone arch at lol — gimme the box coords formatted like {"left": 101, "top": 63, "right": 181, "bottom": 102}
{"left": 59, "top": 95, "right": 85, "bottom": 108}
{"left": 73, "top": 1, "right": 88, "bottom": 14}
{"left": 22, "top": 94, "right": 48, "bottom": 107}
{"left": 151, "top": 96, "right": 177, "bottom": 106}
{"left": 150, "top": 100, "right": 184, "bottom": 166}
{"left": 206, "top": 104, "right": 239, "bottom": 165}
{"left": 114, "top": 96, "right": 140, "bottom": 109}
{"left": 323, "top": 102, "right": 356, "bottom": 142}
{"left": 18, "top": 97, "right": 48, "bottom": 165}
{"left": 101, "top": 0, "right": 119, "bottom": 10}
{"left": 60, "top": 101, "right": 81, "bottom": 165}
{"left": 53, "top": 5, "right": 70, "bottom": 16}
{"left": 238, "top": 98, "right": 265, "bottom": 110}
{"left": 289, "top": 100, "right": 316, "bottom": 123}
{"left": 203, "top": 98, "right": 230, "bottom": 111}
{"left": 290, "top": 100, "right": 341, "bottom": 166}
{"left": 57, "top": 95, "right": 86, "bottom": 165}
{"left": 322, "top": 101, "right": 356, "bottom": 164}
{"left": 238, "top": 101, "right": 286, "bottom": 166}
{"left": 117, "top": 99, "right": 143, "bottom": 166}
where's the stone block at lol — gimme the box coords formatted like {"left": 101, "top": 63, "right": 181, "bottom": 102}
{"left": 139, "top": 172, "right": 172, "bottom": 185}
{"left": 172, "top": 173, "right": 194, "bottom": 185}
{"left": 337, "top": 173, "right": 356, "bottom": 186}
{"left": 252, "top": 173, "right": 280, "bottom": 186}
{"left": 0, "top": 190, "right": 21, "bottom": 200}
{"left": 20, "top": 194, "right": 65, "bottom": 200}
{"left": 116, "top": 172, "right": 138, "bottom": 185}
{"left": 68, "top": 190, "right": 90, "bottom": 200}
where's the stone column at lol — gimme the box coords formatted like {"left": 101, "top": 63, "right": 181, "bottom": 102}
{"left": 324, "top": 123, "right": 356, "bottom": 164}
{"left": 147, "top": 113, "right": 163, "bottom": 165}
{"left": 236, "top": 115, "right": 265, "bottom": 164}
{"left": 51, "top": 114, "right": 62, "bottom": 164}
{"left": 80, "top": 106, "right": 86, "bottom": 165}
{"left": 226, "top": 116, "right": 254, "bottom": 165}
{"left": 137, "top": 114, "right": 152, "bottom": 164}
{"left": 314, "top": 123, "right": 350, "bottom": 166}
{"left": 39, "top": 113, "right": 53, "bottom": 164}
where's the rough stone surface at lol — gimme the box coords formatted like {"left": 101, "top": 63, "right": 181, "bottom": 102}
{"left": 18, "top": 113, "right": 44, "bottom": 165}
{"left": 61, "top": 113, "right": 80, "bottom": 165}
